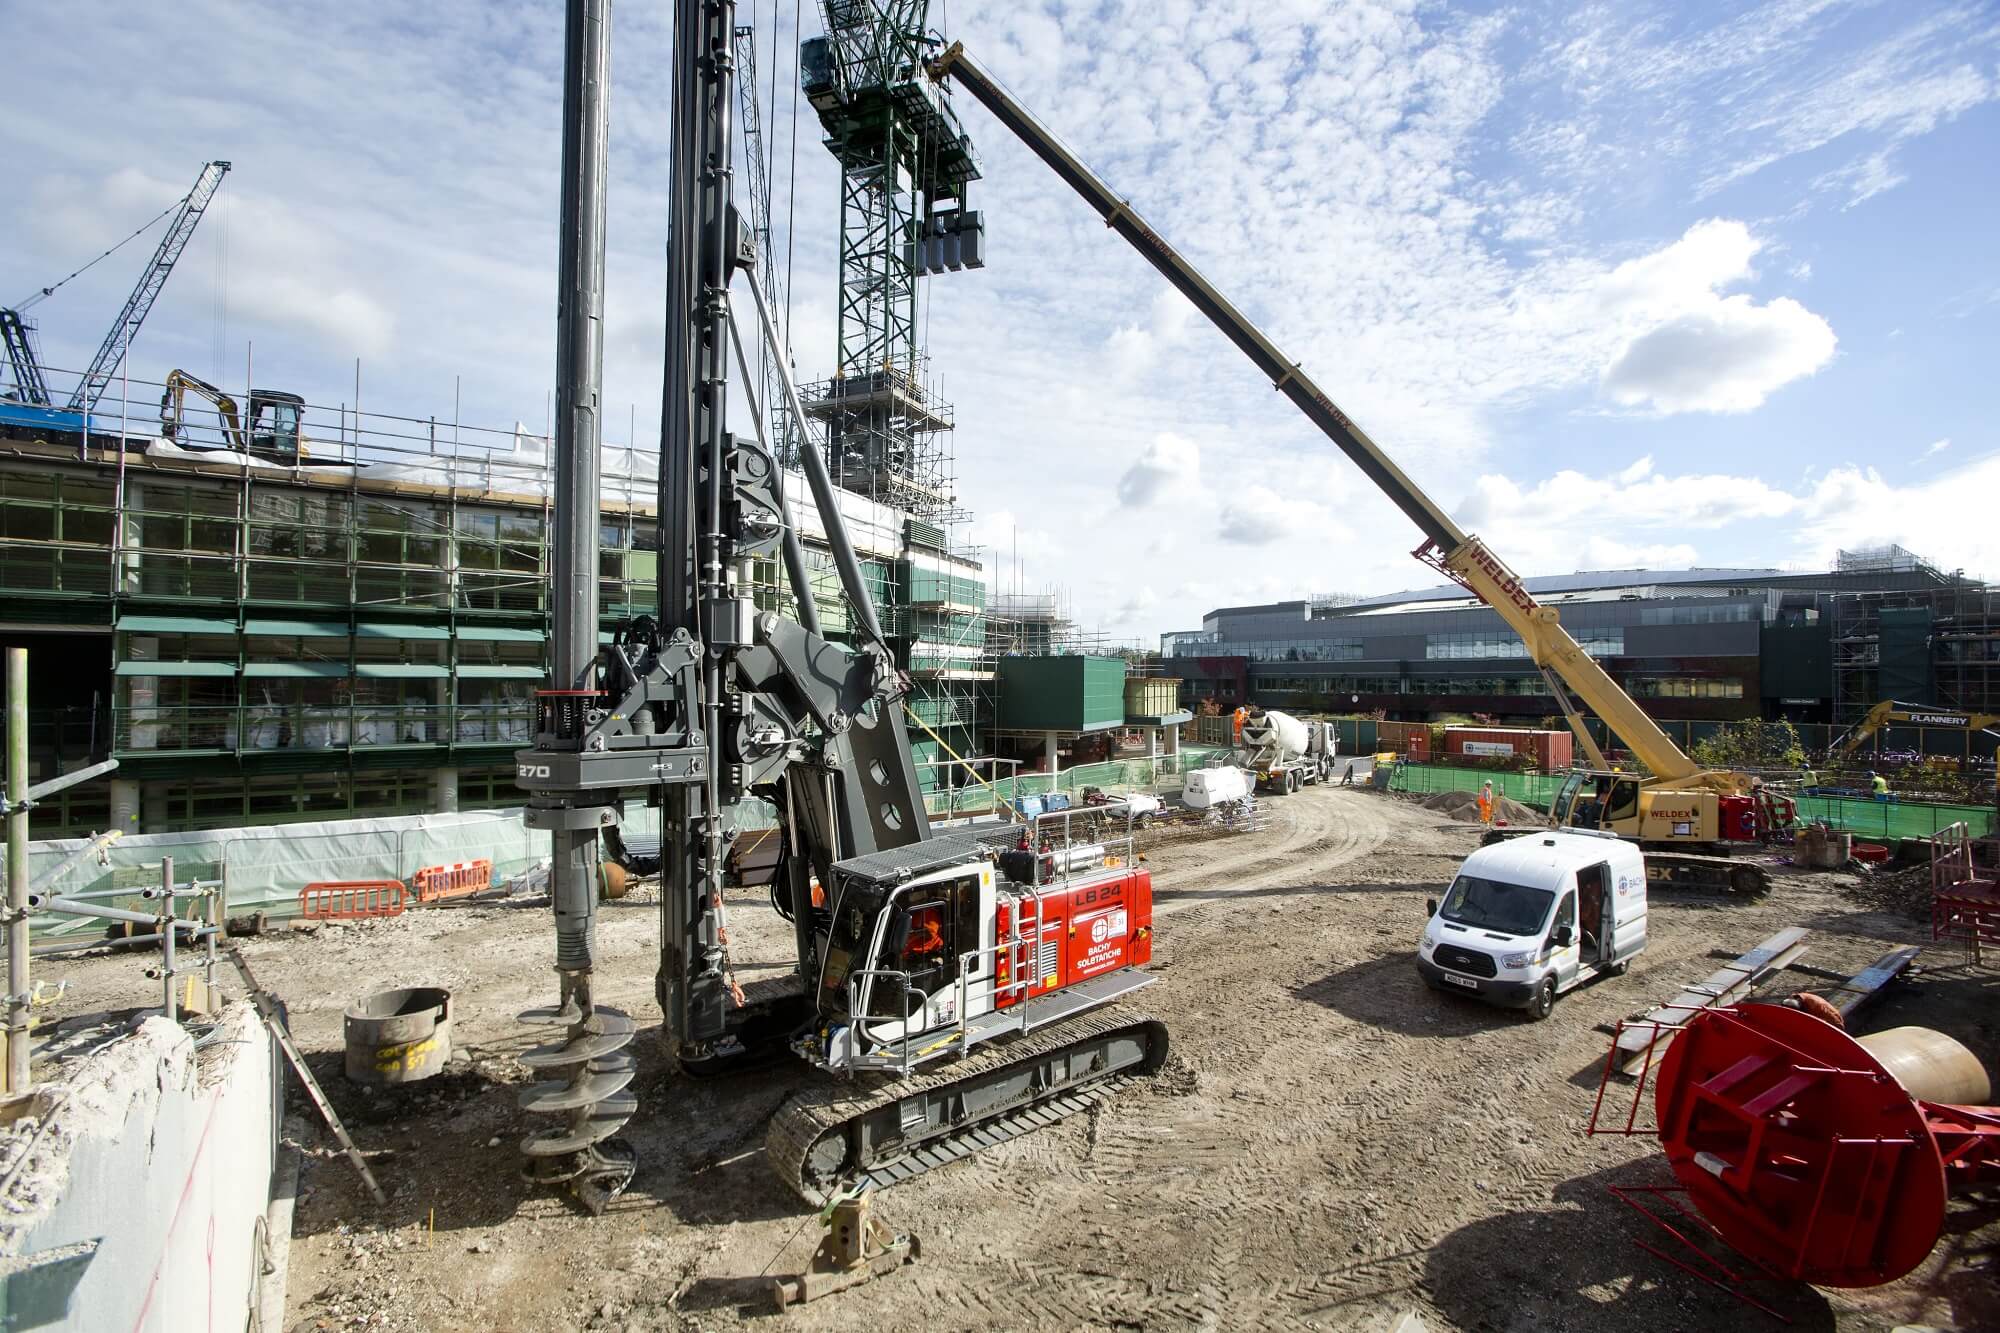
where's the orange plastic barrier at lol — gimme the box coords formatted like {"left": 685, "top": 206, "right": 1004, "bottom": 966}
{"left": 412, "top": 859, "right": 493, "bottom": 903}
{"left": 299, "top": 880, "right": 407, "bottom": 920}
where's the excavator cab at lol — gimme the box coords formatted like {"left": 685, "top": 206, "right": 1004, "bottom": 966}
{"left": 245, "top": 390, "right": 305, "bottom": 462}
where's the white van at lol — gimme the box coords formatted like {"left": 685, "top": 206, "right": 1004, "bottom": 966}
{"left": 1416, "top": 830, "right": 1647, "bottom": 1020}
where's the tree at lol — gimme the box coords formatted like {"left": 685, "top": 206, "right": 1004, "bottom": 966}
{"left": 1690, "top": 718, "right": 1806, "bottom": 771}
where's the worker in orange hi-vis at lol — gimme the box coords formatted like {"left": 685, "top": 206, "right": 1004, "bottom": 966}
{"left": 1232, "top": 706, "right": 1246, "bottom": 742}
{"left": 1477, "top": 781, "right": 1495, "bottom": 825}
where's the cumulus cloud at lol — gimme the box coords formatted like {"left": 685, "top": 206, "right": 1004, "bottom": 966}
{"left": 1116, "top": 431, "right": 1200, "bottom": 507}
{"left": 1591, "top": 220, "right": 1836, "bottom": 414}
{"left": 1601, "top": 294, "right": 1837, "bottom": 413}
{"left": 1458, "top": 451, "right": 2000, "bottom": 583}
{"left": 1217, "top": 484, "right": 1339, "bottom": 546}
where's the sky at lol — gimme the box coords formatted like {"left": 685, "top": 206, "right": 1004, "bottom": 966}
{"left": 3, "top": 0, "right": 1997, "bottom": 645}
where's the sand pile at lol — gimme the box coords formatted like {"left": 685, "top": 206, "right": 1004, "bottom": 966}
{"left": 1415, "top": 788, "right": 1544, "bottom": 826}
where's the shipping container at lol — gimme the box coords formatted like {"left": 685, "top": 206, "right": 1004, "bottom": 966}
{"left": 1377, "top": 720, "right": 1432, "bottom": 759}
{"left": 1442, "top": 726, "right": 1572, "bottom": 771}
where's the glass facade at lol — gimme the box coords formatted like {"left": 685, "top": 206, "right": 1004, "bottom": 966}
{"left": 1425, "top": 628, "right": 1623, "bottom": 659}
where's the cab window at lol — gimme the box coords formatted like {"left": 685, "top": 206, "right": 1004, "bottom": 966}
{"left": 1551, "top": 890, "right": 1576, "bottom": 943}
{"left": 1606, "top": 779, "right": 1640, "bottom": 823}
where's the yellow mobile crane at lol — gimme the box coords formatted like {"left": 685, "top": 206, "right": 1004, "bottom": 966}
{"left": 926, "top": 43, "right": 1789, "bottom": 894}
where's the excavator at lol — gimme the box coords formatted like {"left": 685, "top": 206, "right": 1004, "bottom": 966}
{"left": 1832, "top": 701, "right": 2000, "bottom": 758}
{"left": 515, "top": 0, "right": 1795, "bottom": 1220}
{"left": 157, "top": 369, "right": 309, "bottom": 464}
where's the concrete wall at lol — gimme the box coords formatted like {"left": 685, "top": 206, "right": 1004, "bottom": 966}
{"left": 0, "top": 1003, "right": 280, "bottom": 1332}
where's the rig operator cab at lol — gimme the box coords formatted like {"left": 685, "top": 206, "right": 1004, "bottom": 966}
{"left": 1417, "top": 831, "right": 1647, "bottom": 1020}
{"left": 804, "top": 830, "right": 1156, "bottom": 1076}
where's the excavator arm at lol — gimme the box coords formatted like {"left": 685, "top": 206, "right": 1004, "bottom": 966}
{"left": 158, "top": 369, "right": 243, "bottom": 446}
{"left": 1834, "top": 701, "right": 2000, "bottom": 756}
{"left": 927, "top": 43, "right": 1703, "bottom": 786}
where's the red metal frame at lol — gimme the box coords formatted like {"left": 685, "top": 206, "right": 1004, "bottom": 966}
{"left": 299, "top": 879, "right": 406, "bottom": 920}
{"left": 1930, "top": 821, "right": 2000, "bottom": 958}
{"left": 1608, "top": 1184, "right": 1796, "bottom": 1323}
{"left": 1655, "top": 1003, "right": 2000, "bottom": 1287}
{"left": 413, "top": 858, "right": 494, "bottom": 903}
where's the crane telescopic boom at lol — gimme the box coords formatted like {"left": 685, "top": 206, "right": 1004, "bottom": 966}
{"left": 927, "top": 43, "right": 1704, "bottom": 788}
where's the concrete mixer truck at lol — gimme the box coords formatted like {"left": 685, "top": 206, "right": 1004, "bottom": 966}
{"left": 1238, "top": 708, "right": 1337, "bottom": 794}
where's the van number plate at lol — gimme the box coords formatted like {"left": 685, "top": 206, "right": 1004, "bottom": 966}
{"left": 1439, "top": 973, "right": 1479, "bottom": 991}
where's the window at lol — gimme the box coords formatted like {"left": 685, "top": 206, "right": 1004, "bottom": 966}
{"left": 1426, "top": 628, "right": 1622, "bottom": 660}
{"left": 1639, "top": 602, "right": 1755, "bottom": 626}
{"left": 1628, "top": 676, "right": 1744, "bottom": 699}
{"left": 1232, "top": 638, "right": 1362, "bottom": 663}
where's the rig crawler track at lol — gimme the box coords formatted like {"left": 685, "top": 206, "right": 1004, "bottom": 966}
{"left": 767, "top": 1009, "right": 1170, "bottom": 1203}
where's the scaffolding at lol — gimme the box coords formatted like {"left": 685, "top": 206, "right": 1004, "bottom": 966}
{"left": 1831, "top": 579, "right": 2000, "bottom": 725}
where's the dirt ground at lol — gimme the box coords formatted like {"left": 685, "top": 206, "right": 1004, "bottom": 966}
{"left": 39, "top": 786, "right": 2000, "bottom": 1331}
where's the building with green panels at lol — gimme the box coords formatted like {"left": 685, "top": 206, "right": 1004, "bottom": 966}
{"left": 994, "top": 656, "right": 1128, "bottom": 734}
{"left": 0, "top": 438, "right": 987, "bottom": 838}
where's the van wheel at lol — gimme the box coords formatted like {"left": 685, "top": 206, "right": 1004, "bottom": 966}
{"left": 1604, "top": 959, "right": 1630, "bottom": 978}
{"left": 1526, "top": 977, "right": 1556, "bottom": 1021}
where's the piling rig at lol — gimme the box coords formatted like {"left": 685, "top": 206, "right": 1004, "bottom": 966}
{"left": 513, "top": 0, "right": 1166, "bottom": 1215}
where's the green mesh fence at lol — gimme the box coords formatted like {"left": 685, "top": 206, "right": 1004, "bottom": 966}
{"left": 1792, "top": 795, "right": 1994, "bottom": 841}
{"left": 1385, "top": 763, "right": 1996, "bottom": 840}
{"left": 1387, "top": 763, "right": 1565, "bottom": 811}
{"left": 921, "top": 746, "right": 1233, "bottom": 819}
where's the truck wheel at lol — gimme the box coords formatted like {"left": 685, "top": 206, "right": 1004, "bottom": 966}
{"left": 1526, "top": 977, "right": 1556, "bottom": 1021}
{"left": 1286, "top": 771, "right": 1299, "bottom": 794}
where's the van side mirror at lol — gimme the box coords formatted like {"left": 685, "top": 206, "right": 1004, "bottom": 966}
{"left": 1552, "top": 925, "right": 1574, "bottom": 948}
{"left": 1425, "top": 897, "right": 1438, "bottom": 918}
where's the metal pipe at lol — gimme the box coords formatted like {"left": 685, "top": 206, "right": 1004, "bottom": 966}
{"left": 28, "top": 895, "right": 208, "bottom": 931}
{"left": 33, "top": 926, "right": 218, "bottom": 959}
{"left": 548, "top": 0, "right": 613, "bottom": 980}
{"left": 740, "top": 271, "right": 887, "bottom": 650}
{"left": 724, "top": 302, "right": 819, "bottom": 634}
{"left": 160, "top": 855, "right": 176, "bottom": 1023}
{"left": 6, "top": 648, "right": 29, "bottom": 1093}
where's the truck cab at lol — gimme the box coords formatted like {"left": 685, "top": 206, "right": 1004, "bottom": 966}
{"left": 1416, "top": 831, "right": 1647, "bottom": 1020}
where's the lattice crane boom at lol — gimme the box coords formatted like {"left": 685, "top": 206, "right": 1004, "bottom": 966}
{"left": 64, "top": 160, "right": 230, "bottom": 411}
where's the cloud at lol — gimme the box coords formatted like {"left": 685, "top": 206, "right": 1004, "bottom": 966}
{"left": 1920, "top": 437, "right": 1950, "bottom": 459}
{"left": 1601, "top": 294, "right": 1836, "bottom": 413}
{"left": 1590, "top": 219, "right": 1835, "bottom": 413}
{"left": 1218, "top": 484, "right": 1338, "bottom": 546}
{"left": 1458, "top": 450, "right": 2000, "bottom": 582}
{"left": 1116, "top": 431, "right": 1200, "bottom": 507}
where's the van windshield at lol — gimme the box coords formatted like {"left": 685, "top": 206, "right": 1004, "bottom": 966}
{"left": 1438, "top": 874, "right": 1556, "bottom": 937}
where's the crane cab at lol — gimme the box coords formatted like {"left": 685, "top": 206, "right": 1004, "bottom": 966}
{"left": 1549, "top": 770, "right": 1788, "bottom": 849}
{"left": 807, "top": 832, "right": 1156, "bottom": 1075}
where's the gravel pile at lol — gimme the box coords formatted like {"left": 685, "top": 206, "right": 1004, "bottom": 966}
{"left": 1841, "top": 862, "right": 1936, "bottom": 922}
{"left": 1414, "top": 788, "right": 1544, "bottom": 826}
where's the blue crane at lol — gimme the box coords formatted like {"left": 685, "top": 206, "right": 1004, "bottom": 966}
{"left": 0, "top": 160, "right": 230, "bottom": 439}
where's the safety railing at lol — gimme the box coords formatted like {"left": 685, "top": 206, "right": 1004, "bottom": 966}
{"left": 111, "top": 703, "right": 532, "bottom": 754}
